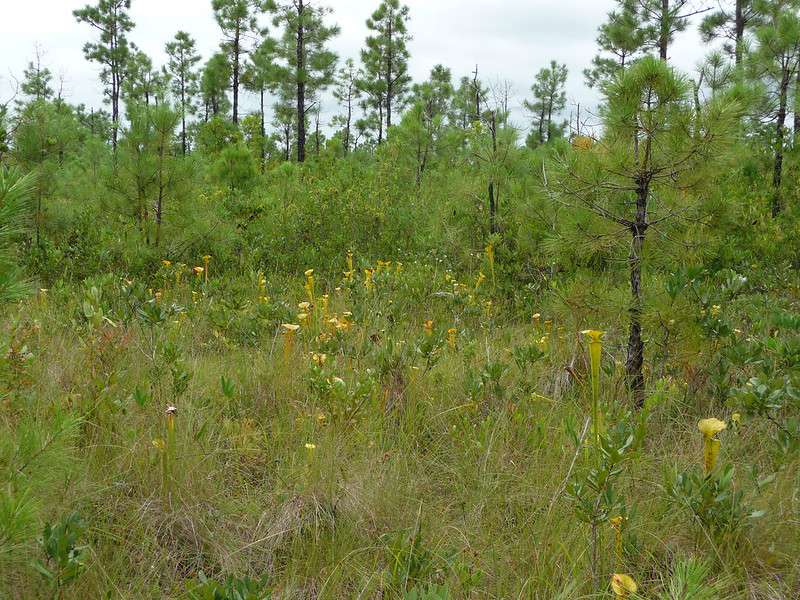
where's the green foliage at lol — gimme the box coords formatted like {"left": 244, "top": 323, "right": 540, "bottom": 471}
{"left": 32, "top": 513, "right": 88, "bottom": 595}
{"left": 0, "top": 168, "right": 36, "bottom": 303}
{"left": 667, "top": 464, "right": 761, "bottom": 541}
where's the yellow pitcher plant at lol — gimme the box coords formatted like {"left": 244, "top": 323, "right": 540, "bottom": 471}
{"left": 611, "top": 574, "right": 637, "bottom": 599}
{"left": 282, "top": 323, "right": 300, "bottom": 362}
{"left": 582, "top": 330, "right": 605, "bottom": 445}
{"left": 698, "top": 417, "right": 727, "bottom": 473}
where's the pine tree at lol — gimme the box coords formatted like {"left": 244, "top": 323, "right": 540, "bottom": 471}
{"left": 332, "top": 58, "right": 363, "bottom": 154}
{"left": 451, "top": 72, "right": 487, "bottom": 130}
{"left": 748, "top": 0, "right": 800, "bottom": 216}
{"left": 268, "top": 0, "right": 339, "bottom": 162}
{"left": 212, "top": 0, "right": 268, "bottom": 124}
{"left": 201, "top": 52, "right": 232, "bottom": 120}
{"left": 20, "top": 47, "right": 54, "bottom": 102}
{"left": 360, "top": 0, "right": 411, "bottom": 143}
{"left": 585, "top": 1, "right": 648, "bottom": 89}
{"left": 555, "top": 56, "right": 742, "bottom": 406}
{"left": 405, "top": 65, "right": 454, "bottom": 184}
{"left": 271, "top": 85, "right": 295, "bottom": 161}
{"left": 700, "top": 0, "right": 759, "bottom": 66}
{"left": 124, "top": 47, "right": 168, "bottom": 108}
{"left": 242, "top": 38, "right": 278, "bottom": 168}
{"left": 166, "top": 31, "right": 202, "bottom": 155}
{"left": 524, "top": 61, "right": 569, "bottom": 147}
{"left": 73, "top": 0, "right": 134, "bottom": 150}
{"left": 639, "top": 0, "right": 712, "bottom": 62}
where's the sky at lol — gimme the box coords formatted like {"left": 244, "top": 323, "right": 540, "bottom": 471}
{"left": 0, "top": 0, "right": 710, "bottom": 135}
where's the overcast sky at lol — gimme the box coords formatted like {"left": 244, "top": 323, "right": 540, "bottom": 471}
{"left": 0, "top": 0, "right": 709, "bottom": 134}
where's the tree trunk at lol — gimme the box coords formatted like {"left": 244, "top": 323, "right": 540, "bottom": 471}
{"left": 378, "top": 98, "right": 384, "bottom": 145}
{"left": 659, "top": 0, "right": 669, "bottom": 61}
{"left": 385, "top": 16, "right": 394, "bottom": 139}
{"left": 232, "top": 25, "right": 241, "bottom": 124}
{"left": 538, "top": 107, "right": 546, "bottom": 144}
{"left": 794, "top": 67, "right": 800, "bottom": 146}
{"left": 344, "top": 91, "right": 352, "bottom": 153}
{"left": 260, "top": 87, "right": 266, "bottom": 171}
{"left": 473, "top": 65, "right": 481, "bottom": 122}
{"left": 314, "top": 111, "right": 321, "bottom": 154}
{"left": 772, "top": 73, "right": 789, "bottom": 217}
{"left": 627, "top": 182, "right": 648, "bottom": 408}
{"left": 180, "top": 75, "right": 187, "bottom": 155}
{"left": 296, "top": 0, "right": 306, "bottom": 162}
{"left": 735, "top": 0, "right": 744, "bottom": 67}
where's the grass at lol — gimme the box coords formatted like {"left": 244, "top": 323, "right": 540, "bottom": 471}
{"left": 1, "top": 256, "right": 799, "bottom": 599}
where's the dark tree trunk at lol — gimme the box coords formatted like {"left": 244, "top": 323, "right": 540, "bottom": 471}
{"left": 314, "top": 111, "right": 321, "bottom": 154}
{"left": 385, "top": 16, "right": 394, "bottom": 138}
{"left": 378, "top": 99, "right": 384, "bottom": 145}
{"left": 772, "top": 72, "right": 790, "bottom": 217}
{"left": 538, "top": 108, "right": 546, "bottom": 144}
{"left": 488, "top": 111, "right": 498, "bottom": 234}
{"left": 296, "top": 0, "right": 306, "bottom": 162}
{"left": 344, "top": 91, "right": 352, "bottom": 153}
{"left": 232, "top": 25, "right": 241, "bottom": 124}
{"left": 260, "top": 87, "right": 266, "bottom": 171}
{"left": 659, "top": 0, "right": 669, "bottom": 61}
{"left": 627, "top": 179, "right": 649, "bottom": 408}
{"left": 794, "top": 67, "right": 800, "bottom": 145}
{"left": 735, "top": 0, "right": 745, "bottom": 67}
{"left": 180, "top": 75, "right": 187, "bottom": 155}
{"left": 473, "top": 65, "right": 481, "bottom": 121}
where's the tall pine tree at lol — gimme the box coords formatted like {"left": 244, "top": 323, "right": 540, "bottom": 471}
{"left": 268, "top": 0, "right": 339, "bottom": 162}
{"left": 73, "top": 0, "right": 134, "bottom": 150}
{"left": 524, "top": 61, "right": 569, "bottom": 147}
{"left": 212, "top": 0, "right": 268, "bottom": 124}
{"left": 166, "top": 31, "right": 202, "bottom": 155}
{"left": 360, "top": 0, "right": 411, "bottom": 142}
{"left": 585, "top": 1, "right": 648, "bottom": 89}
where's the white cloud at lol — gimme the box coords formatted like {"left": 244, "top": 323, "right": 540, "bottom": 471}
{"left": 0, "top": 0, "right": 708, "bottom": 134}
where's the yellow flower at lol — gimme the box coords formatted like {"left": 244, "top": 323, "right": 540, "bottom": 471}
{"left": 304, "top": 269, "right": 315, "bottom": 302}
{"left": 423, "top": 320, "right": 434, "bottom": 336}
{"left": 447, "top": 327, "right": 458, "bottom": 349}
{"left": 305, "top": 443, "right": 316, "bottom": 450}
{"left": 611, "top": 574, "right": 637, "bottom": 598}
{"left": 731, "top": 412, "right": 741, "bottom": 425}
{"left": 282, "top": 324, "right": 300, "bottom": 361}
{"left": 202, "top": 255, "right": 211, "bottom": 282}
{"left": 710, "top": 304, "right": 721, "bottom": 316}
{"left": 475, "top": 271, "right": 486, "bottom": 291}
{"left": 297, "top": 312, "right": 310, "bottom": 324}
{"left": 193, "top": 266, "right": 204, "bottom": 279}
{"left": 321, "top": 294, "right": 329, "bottom": 318}
{"left": 311, "top": 352, "right": 327, "bottom": 366}
{"left": 298, "top": 301, "right": 312, "bottom": 311}
{"left": 532, "top": 313, "right": 541, "bottom": 325}
{"left": 698, "top": 418, "right": 727, "bottom": 473}
{"left": 364, "top": 268, "right": 374, "bottom": 291}
{"left": 698, "top": 418, "right": 727, "bottom": 438}
{"left": 161, "top": 260, "right": 172, "bottom": 268}
{"left": 152, "top": 438, "right": 166, "bottom": 451}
